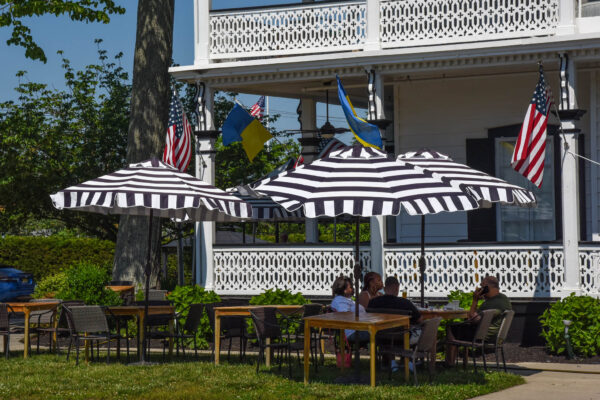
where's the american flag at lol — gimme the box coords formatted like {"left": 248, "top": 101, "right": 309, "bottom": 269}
{"left": 511, "top": 66, "right": 552, "bottom": 188}
{"left": 317, "top": 136, "right": 346, "bottom": 159}
{"left": 162, "top": 90, "right": 192, "bottom": 172}
{"left": 249, "top": 95, "right": 265, "bottom": 118}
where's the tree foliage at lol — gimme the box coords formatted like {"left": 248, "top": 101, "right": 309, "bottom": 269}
{"left": 0, "top": 0, "right": 125, "bottom": 62}
{"left": 0, "top": 41, "right": 130, "bottom": 240}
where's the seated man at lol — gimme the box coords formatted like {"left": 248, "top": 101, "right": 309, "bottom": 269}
{"left": 367, "top": 276, "right": 423, "bottom": 325}
{"left": 446, "top": 275, "right": 512, "bottom": 365}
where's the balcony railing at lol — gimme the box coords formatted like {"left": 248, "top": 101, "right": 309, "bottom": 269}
{"left": 202, "top": 0, "right": 561, "bottom": 63}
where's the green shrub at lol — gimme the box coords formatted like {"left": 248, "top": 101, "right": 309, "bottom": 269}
{"left": 33, "top": 271, "right": 68, "bottom": 299}
{"left": 540, "top": 293, "right": 600, "bottom": 357}
{"left": 249, "top": 288, "right": 310, "bottom": 336}
{"left": 0, "top": 235, "right": 115, "bottom": 280}
{"left": 57, "top": 261, "right": 122, "bottom": 306}
{"left": 167, "top": 285, "right": 221, "bottom": 349}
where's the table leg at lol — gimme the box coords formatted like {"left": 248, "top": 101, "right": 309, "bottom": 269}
{"left": 214, "top": 312, "right": 221, "bottom": 365}
{"left": 369, "top": 327, "right": 377, "bottom": 387}
{"left": 138, "top": 312, "right": 145, "bottom": 362}
{"left": 339, "top": 330, "right": 345, "bottom": 371}
{"left": 23, "top": 310, "right": 30, "bottom": 358}
{"left": 303, "top": 321, "right": 310, "bottom": 385}
{"left": 266, "top": 338, "right": 271, "bottom": 367}
{"left": 168, "top": 319, "right": 174, "bottom": 359}
{"left": 404, "top": 327, "right": 410, "bottom": 382}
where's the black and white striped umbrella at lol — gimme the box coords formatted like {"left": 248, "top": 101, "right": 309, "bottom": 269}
{"left": 50, "top": 159, "right": 252, "bottom": 221}
{"left": 228, "top": 185, "right": 304, "bottom": 221}
{"left": 254, "top": 145, "right": 479, "bottom": 218}
{"left": 397, "top": 150, "right": 536, "bottom": 207}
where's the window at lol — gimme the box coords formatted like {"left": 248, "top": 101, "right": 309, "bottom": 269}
{"left": 495, "top": 137, "right": 556, "bottom": 241}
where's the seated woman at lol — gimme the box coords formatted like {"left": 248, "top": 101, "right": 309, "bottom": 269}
{"left": 357, "top": 271, "right": 383, "bottom": 310}
{"left": 330, "top": 276, "right": 369, "bottom": 343}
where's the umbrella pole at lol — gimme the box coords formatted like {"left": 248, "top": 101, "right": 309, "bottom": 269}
{"left": 353, "top": 216, "right": 361, "bottom": 378}
{"left": 420, "top": 215, "right": 425, "bottom": 307}
{"left": 142, "top": 209, "right": 154, "bottom": 363}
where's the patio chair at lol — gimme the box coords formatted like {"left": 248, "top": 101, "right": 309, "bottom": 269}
{"left": 446, "top": 309, "right": 496, "bottom": 372}
{"left": 366, "top": 308, "right": 412, "bottom": 368}
{"left": 205, "top": 301, "right": 248, "bottom": 362}
{"left": 30, "top": 300, "right": 61, "bottom": 354}
{"left": 133, "top": 301, "right": 175, "bottom": 362}
{"left": 105, "top": 307, "right": 133, "bottom": 363}
{"left": 250, "top": 307, "right": 302, "bottom": 378}
{"left": 172, "top": 303, "right": 204, "bottom": 359}
{"left": 64, "top": 305, "right": 117, "bottom": 365}
{"left": 483, "top": 310, "right": 515, "bottom": 372}
{"left": 380, "top": 317, "right": 442, "bottom": 385}
{"left": 0, "top": 303, "right": 15, "bottom": 359}
{"left": 147, "top": 290, "right": 168, "bottom": 301}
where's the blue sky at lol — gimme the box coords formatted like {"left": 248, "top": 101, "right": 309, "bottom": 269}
{"left": 0, "top": 0, "right": 350, "bottom": 138}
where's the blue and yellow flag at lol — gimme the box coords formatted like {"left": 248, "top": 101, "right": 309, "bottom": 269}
{"left": 337, "top": 76, "right": 382, "bottom": 149}
{"left": 222, "top": 103, "right": 273, "bottom": 162}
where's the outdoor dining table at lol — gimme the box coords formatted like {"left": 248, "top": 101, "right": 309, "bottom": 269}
{"left": 213, "top": 305, "right": 304, "bottom": 366}
{"left": 106, "top": 305, "right": 175, "bottom": 361}
{"left": 303, "top": 312, "right": 411, "bottom": 387}
{"left": 419, "top": 309, "right": 469, "bottom": 320}
{"left": 6, "top": 300, "right": 61, "bottom": 358}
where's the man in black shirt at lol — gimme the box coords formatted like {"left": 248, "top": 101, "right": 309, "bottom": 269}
{"left": 368, "top": 276, "right": 423, "bottom": 324}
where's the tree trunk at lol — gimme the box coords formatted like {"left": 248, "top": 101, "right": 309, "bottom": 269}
{"left": 112, "top": 0, "right": 175, "bottom": 286}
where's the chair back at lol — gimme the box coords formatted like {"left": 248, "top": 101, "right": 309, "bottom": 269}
{"left": 496, "top": 310, "right": 515, "bottom": 345}
{"left": 0, "top": 304, "right": 11, "bottom": 331}
{"left": 250, "top": 307, "right": 281, "bottom": 341}
{"left": 473, "top": 309, "right": 497, "bottom": 341}
{"left": 59, "top": 301, "right": 84, "bottom": 330}
{"left": 365, "top": 307, "right": 412, "bottom": 316}
{"left": 147, "top": 290, "right": 167, "bottom": 301}
{"left": 30, "top": 302, "right": 60, "bottom": 325}
{"left": 183, "top": 303, "right": 204, "bottom": 333}
{"left": 302, "top": 304, "right": 323, "bottom": 318}
{"left": 68, "top": 305, "right": 109, "bottom": 334}
{"left": 415, "top": 317, "right": 442, "bottom": 353}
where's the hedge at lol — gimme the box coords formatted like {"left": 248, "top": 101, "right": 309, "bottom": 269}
{"left": 0, "top": 236, "right": 115, "bottom": 280}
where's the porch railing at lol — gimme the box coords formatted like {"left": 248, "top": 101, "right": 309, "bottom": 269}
{"left": 205, "top": 0, "right": 561, "bottom": 62}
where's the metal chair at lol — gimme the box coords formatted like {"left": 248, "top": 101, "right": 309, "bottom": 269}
{"left": 205, "top": 301, "right": 248, "bottom": 362}
{"left": 0, "top": 304, "right": 15, "bottom": 359}
{"left": 147, "top": 290, "right": 168, "bottom": 301}
{"left": 133, "top": 300, "right": 174, "bottom": 362}
{"left": 366, "top": 308, "right": 413, "bottom": 368}
{"left": 446, "top": 309, "right": 497, "bottom": 371}
{"left": 64, "top": 305, "right": 116, "bottom": 365}
{"left": 483, "top": 310, "right": 515, "bottom": 372}
{"left": 380, "top": 317, "right": 442, "bottom": 385}
{"left": 173, "top": 303, "right": 204, "bottom": 359}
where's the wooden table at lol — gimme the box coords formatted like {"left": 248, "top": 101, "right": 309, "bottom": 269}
{"left": 7, "top": 301, "right": 60, "bottom": 358}
{"left": 420, "top": 309, "right": 468, "bottom": 320}
{"left": 213, "top": 305, "right": 303, "bottom": 366}
{"left": 106, "top": 285, "right": 135, "bottom": 294}
{"left": 303, "top": 312, "right": 410, "bottom": 387}
{"left": 107, "top": 305, "right": 175, "bottom": 361}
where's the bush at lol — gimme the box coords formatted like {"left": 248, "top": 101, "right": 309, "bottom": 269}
{"left": 166, "top": 285, "right": 221, "bottom": 349}
{"left": 57, "top": 261, "right": 122, "bottom": 306}
{"left": 33, "top": 271, "right": 68, "bottom": 299}
{"left": 249, "top": 289, "right": 310, "bottom": 336}
{"left": 0, "top": 235, "right": 115, "bottom": 281}
{"left": 540, "top": 293, "right": 600, "bottom": 357}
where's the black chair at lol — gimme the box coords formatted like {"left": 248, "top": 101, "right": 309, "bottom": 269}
{"left": 250, "top": 307, "right": 302, "bottom": 377}
{"left": 380, "top": 317, "right": 442, "bottom": 385}
{"left": 35, "top": 300, "right": 85, "bottom": 355}
{"left": 483, "top": 310, "right": 515, "bottom": 372}
{"left": 446, "top": 309, "right": 496, "bottom": 371}
{"left": 104, "top": 307, "right": 133, "bottom": 363}
{"left": 0, "top": 304, "right": 15, "bottom": 359}
{"left": 173, "top": 303, "right": 204, "bottom": 359}
{"left": 205, "top": 301, "right": 248, "bottom": 362}
{"left": 292, "top": 304, "right": 324, "bottom": 371}
{"left": 64, "top": 305, "right": 118, "bottom": 365}
{"left": 133, "top": 301, "right": 174, "bottom": 361}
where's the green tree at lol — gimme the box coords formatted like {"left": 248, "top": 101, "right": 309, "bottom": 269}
{"left": 0, "top": 42, "right": 129, "bottom": 240}
{"left": 0, "top": 0, "right": 125, "bottom": 62}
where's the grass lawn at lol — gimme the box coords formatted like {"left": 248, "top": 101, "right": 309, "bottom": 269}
{"left": 0, "top": 353, "right": 523, "bottom": 400}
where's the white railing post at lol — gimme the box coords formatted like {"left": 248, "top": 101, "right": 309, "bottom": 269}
{"left": 194, "top": 0, "right": 211, "bottom": 65}
{"left": 365, "top": 0, "right": 382, "bottom": 51}
{"left": 557, "top": 0, "right": 577, "bottom": 35}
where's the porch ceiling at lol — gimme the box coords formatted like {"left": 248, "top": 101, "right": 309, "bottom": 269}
{"left": 170, "top": 34, "right": 600, "bottom": 103}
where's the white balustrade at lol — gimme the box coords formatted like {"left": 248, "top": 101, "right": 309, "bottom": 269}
{"left": 213, "top": 246, "right": 371, "bottom": 296}
{"left": 209, "top": 1, "right": 367, "bottom": 60}
{"left": 380, "top": 0, "right": 560, "bottom": 48}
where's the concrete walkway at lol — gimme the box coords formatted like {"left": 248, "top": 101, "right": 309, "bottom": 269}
{"left": 472, "top": 362, "right": 600, "bottom": 400}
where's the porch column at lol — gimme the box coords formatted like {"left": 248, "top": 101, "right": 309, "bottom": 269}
{"left": 194, "top": 0, "right": 212, "bottom": 66}
{"left": 366, "top": 68, "right": 387, "bottom": 276}
{"left": 194, "top": 82, "right": 218, "bottom": 289}
{"left": 365, "top": 0, "right": 382, "bottom": 51}
{"left": 298, "top": 98, "right": 320, "bottom": 243}
{"left": 557, "top": 0, "right": 576, "bottom": 35}
{"left": 558, "top": 53, "right": 585, "bottom": 296}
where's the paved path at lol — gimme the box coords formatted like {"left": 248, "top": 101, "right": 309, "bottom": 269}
{"left": 473, "top": 363, "right": 600, "bottom": 400}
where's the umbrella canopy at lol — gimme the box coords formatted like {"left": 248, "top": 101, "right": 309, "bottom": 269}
{"left": 228, "top": 184, "right": 304, "bottom": 221}
{"left": 397, "top": 149, "right": 536, "bottom": 207}
{"left": 50, "top": 159, "right": 252, "bottom": 221}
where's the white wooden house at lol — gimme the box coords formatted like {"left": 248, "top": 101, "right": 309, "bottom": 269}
{"left": 170, "top": 0, "right": 600, "bottom": 300}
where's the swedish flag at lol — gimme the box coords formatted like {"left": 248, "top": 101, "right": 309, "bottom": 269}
{"left": 222, "top": 103, "right": 273, "bottom": 162}
{"left": 337, "top": 76, "right": 382, "bottom": 149}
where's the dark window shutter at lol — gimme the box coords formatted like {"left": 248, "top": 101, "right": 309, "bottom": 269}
{"left": 466, "top": 138, "right": 496, "bottom": 241}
